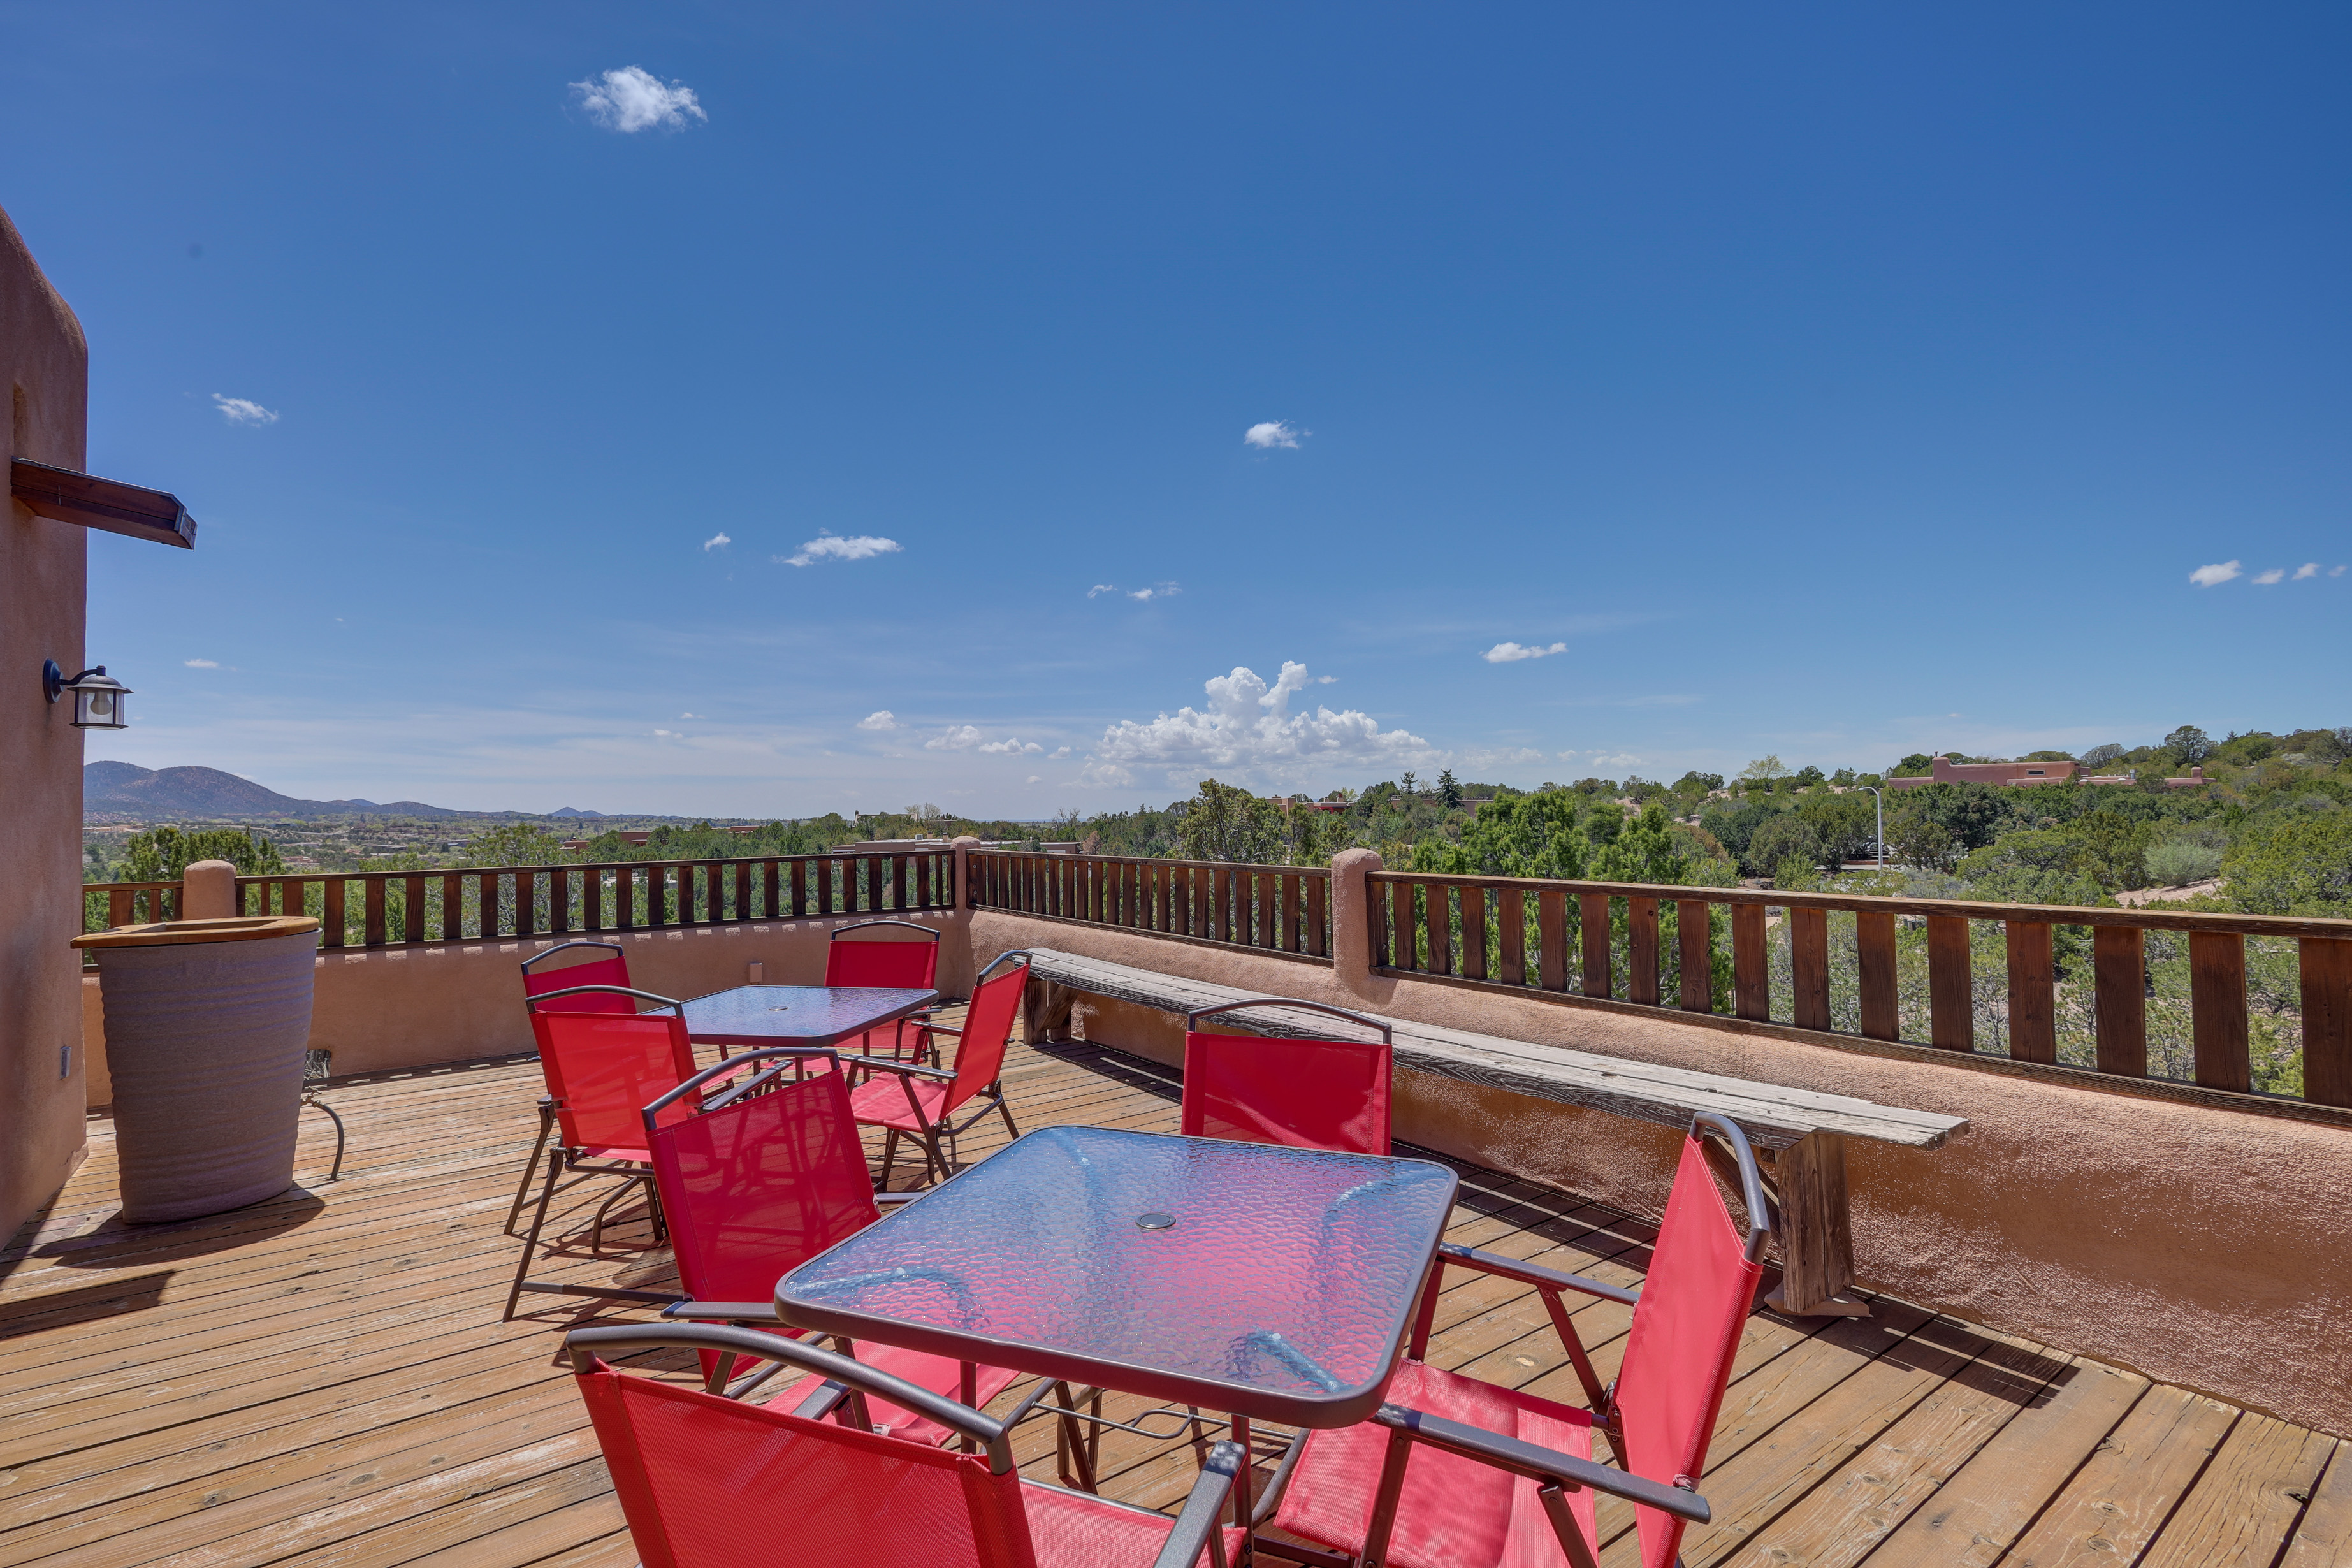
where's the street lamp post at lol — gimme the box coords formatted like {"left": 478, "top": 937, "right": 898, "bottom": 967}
{"left": 1858, "top": 787, "right": 1885, "bottom": 869}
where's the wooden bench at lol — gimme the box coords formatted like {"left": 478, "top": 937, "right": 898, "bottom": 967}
{"left": 1013, "top": 947, "right": 1968, "bottom": 1318}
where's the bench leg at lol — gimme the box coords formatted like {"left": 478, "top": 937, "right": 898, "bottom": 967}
{"left": 1022, "top": 978, "right": 1076, "bottom": 1045}
{"left": 1764, "top": 1132, "right": 1870, "bottom": 1318}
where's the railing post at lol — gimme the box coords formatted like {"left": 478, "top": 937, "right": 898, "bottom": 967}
{"left": 1927, "top": 915, "right": 1973, "bottom": 1052}
{"left": 2188, "top": 931, "right": 2250, "bottom": 1093}
{"left": 1676, "top": 899, "right": 1713, "bottom": 1012}
{"left": 952, "top": 836, "right": 980, "bottom": 911}
{"left": 1791, "top": 906, "right": 1831, "bottom": 1031}
{"left": 1329, "top": 849, "right": 1383, "bottom": 999}
{"left": 1856, "top": 911, "right": 1898, "bottom": 1041}
{"left": 2093, "top": 925, "right": 2147, "bottom": 1077}
{"left": 2005, "top": 920, "right": 2056, "bottom": 1063}
{"left": 1732, "top": 903, "right": 1768, "bottom": 1021}
{"left": 2304, "top": 937, "right": 2352, "bottom": 1107}
{"left": 1627, "top": 897, "right": 1660, "bottom": 1006}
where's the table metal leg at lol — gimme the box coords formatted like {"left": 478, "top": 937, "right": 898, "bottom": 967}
{"left": 1231, "top": 1414, "right": 1253, "bottom": 1564}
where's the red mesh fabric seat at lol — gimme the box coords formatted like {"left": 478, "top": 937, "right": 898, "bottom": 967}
{"left": 1265, "top": 1115, "right": 1769, "bottom": 1568}
{"left": 1180, "top": 1000, "right": 1394, "bottom": 1156}
{"left": 503, "top": 1005, "right": 703, "bottom": 1319}
{"left": 570, "top": 1323, "right": 1249, "bottom": 1568}
{"left": 520, "top": 940, "right": 634, "bottom": 1013}
{"left": 826, "top": 920, "right": 943, "bottom": 1063}
{"left": 648, "top": 1063, "right": 1019, "bottom": 1444}
{"left": 1275, "top": 1360, "right": 1597, "bottom": 1568}
{"left": 850, "top": 954, "right": 1028, "bottom": 1186}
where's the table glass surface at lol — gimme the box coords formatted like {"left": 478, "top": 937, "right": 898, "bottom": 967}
{"left": 660, "top": 985, "right": 937, "bottom": 1045}
{"left": 778, "top": 1124, "right": 1458, "bottom": 1424}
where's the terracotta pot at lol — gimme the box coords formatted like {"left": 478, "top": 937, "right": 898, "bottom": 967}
{"left": 74, "top": 916, "right": 321, "bottom": 1223}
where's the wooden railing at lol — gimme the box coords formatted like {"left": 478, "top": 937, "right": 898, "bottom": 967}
{"left": 968, "top": 850, "right": 1330, "bottom": 959}
{"left": 1368, "top": 871, "right": 2352, "bottom": 1108}
{"left": 80, "top": 850, "right": 955, "bottom": 954}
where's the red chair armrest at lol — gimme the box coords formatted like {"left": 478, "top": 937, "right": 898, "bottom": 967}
{"left": 661, "top": 1300, "right": 783, "bottom": 1321}
{"left": 1373, "top": 1404, "right": 1709, "bottom": 1521}
{"left": 1436, "top": 1242, "right": 1640, "bottom": 1305}
{"left": 841, "top": 1054, "right": 957, "bottom": 1083}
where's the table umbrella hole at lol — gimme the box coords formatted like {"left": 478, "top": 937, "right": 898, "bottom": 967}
{"left": 1135, "top": 1212, "right": 1177, "bottom": 1230}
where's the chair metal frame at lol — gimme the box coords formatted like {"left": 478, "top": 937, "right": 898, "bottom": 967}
{"left": 301, "top": 1049, "right": 345, "bottom": 1182}
{"left": 506, "top": 941, "right": 639, "bottom": 1228}
{"left": 567, "top": 1321, "right": 1247, "bottom": 1568}
{"left": 1249, "top": 1112, "right": 1775, "bottom": 1568}
{"left": 502, "top": 985, "right": 709, "bottom": 1320}
{"left": 852, "top": 951, "right": 1029, "bottom": 1187}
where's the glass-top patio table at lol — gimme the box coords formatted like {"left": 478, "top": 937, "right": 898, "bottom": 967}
{"left": 776, "top": 1124, "right": 1460, "bottom": 1429}
{"left": 647, "top": 984, "right": 939, "bottom": 1050}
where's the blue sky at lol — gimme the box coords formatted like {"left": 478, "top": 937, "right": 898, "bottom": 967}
{"left": 9, "top": 3, "right": 2348, "bottom": 816}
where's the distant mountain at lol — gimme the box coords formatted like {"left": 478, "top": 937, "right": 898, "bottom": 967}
{"left": 548, "top": 806, "right": 605, "bottom": 818}
{"left": 84, "top": 762, "right": 512, "bottom": 820}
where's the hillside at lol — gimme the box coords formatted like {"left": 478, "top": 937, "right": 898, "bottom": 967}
{"left": 81, "top": 762, "right": 581, "bottom": 821}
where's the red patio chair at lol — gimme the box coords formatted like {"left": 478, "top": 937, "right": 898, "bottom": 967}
{"left": 633, "top": 1049, "right": 1024, "bottom": 1444}
{"left": 567, "top": 1321, "right": 1249, "bottom": 1568}
{"left": 504, "top": 989, "right": 708, "bottom": 1319}
{"left": 850, "top": 952, "right": 1028, "bottom": 1187}
{"left": 827, "top": 918, "right": 944, "bottom": 1063}
{"left": 506, "top": 942, "right": 637, "bottom": 1230}
{"left": 1182, "top": 999, "right": 1394, "bottom": 1155}
{"left": 1254, "top": 1112, "right": 1770, "bottom": 1568}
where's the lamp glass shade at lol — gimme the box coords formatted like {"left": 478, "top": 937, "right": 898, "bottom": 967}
{"left": 66, "top": 669, "right": 131, "bottom": 730}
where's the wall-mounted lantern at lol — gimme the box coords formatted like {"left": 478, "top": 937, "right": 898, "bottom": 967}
{"left": 43, "top": 660, "right": 131, "bottom": 729}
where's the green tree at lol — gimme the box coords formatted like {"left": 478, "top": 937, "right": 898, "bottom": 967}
{"left": 1741, "top": 755, "right": 1790, "bottom": 782}
{"left": 1743, "top": 814, "right": 1826, "bottom": 878}
{"left": 457, "top": 822, "right": 571, "bottom": 867}
{"left": 2163, "top": 725, "right": 2215, "bottom": 767}
{"left": 2223, "top": 812, "right": 2352, "bottom": 914}
{"left": 1177, "top": 779, "right": 1284, "bottom": 863}
{"left": 1436, "top": 769, "right": 1462, "bottom": 810}
{"left": 116, "top": 825, "right": 286, "bottom": 881}
{"left": 1453, "top": 792, "right": 1590, "bottom": 879}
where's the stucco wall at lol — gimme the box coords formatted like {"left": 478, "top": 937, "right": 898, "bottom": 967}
{"left": 967, "top": 907, "right": 2352, "bottom": 1438}
{"left": 82, "top": 909, "right": 970, "bottom": 1105}
{"left": 1, "top": 205, "right": 92, "bottom": 1244}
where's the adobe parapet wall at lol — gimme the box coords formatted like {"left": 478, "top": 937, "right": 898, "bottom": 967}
{"left": 964, "top": 906, "right": 2352, "bottom": 1439}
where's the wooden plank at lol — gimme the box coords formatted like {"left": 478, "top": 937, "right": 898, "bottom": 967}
{"left": 106, "top": 887, "right": 131, "bottom": 929}
{"left": 815, "top": 857, "right": 832, "bottom": 917}
{"left": 1676, "top": 898, "right": 1711, "bottom": 1012}
{"left": 1732, "top": 903, "right": 1768, "bottom": 1021}
{"left": 2189, "top": 931, "right": 2251, "bottom": 1094}
{"left": 761, "top": 859, "right": 779, "bottom": 920}
{"left": 1857, "top": 910, "right": 1898, "bottom": 1041}
{"left": 360, "top": 876, "right": 386, "bottom": 949}
{"left": 1862, "top": 1360, "right": 2147, "bottom": 1568}
{"left": 1012, "top": 948, "right": 1967, "bottom": 1148}
{"left": 1927, "top": 913, "right": 1973, "bottom": 1052}
{"left": 1627, "top": 896, "right": 1659, "bottom": 1006}
{"left": 2006, "top": 920, "right": 2056, "bottom": 1064}
{"left": 583, "top": 865, "right": 603, "bottom": 932}
{"left": 914, "top": 853, "right": 930, "bottom": 910}
{"left": 1428, "top": 882, "right": 1455, "bottom": 976}
{"left": 1460, "top": 883, "right": 1488, "bottom": 982}
{"left": 442, "top": 873, "right": 464, "bottom": 940}
{"left": 1391, "top": 878, "right": 1417, "bottom": 971}
{"left": 403, "top": 875, "right": 426, "bottom": 945}
{"left": 1256, "top": 868, "right": 1277, "bottom": 950}
{"left": 517, "top": 869, "right": 539, "bottom": 935}
{"left": 1998, "top": 1387, "right": 2238, "bottom": 1565}
{"left": 1305, "top": 874, "right": 1326, "bottom": 957}
{"left": 1577, "top": 892, "right": 1608, "bottom": 998}
{"left": 323, "top": 878, "right": 347, "bottom": 950}
{"left": 2300, "top": 938, "right": 2352, "bottom": 1107}
{"left": 867, "top": 854, "right": 885, "bottom": 914}
{"left": 1764, "top": 1131, "right": 1861, "bottom": 1316}
{"left": 2279, "top": 1439, "right": 2352, "bottom": 1566}
{"left": 551, "top": 868, "right": 572, "bottom": 934}
{"left": 2095, "top": 924, "right": 2147, "bottom": 1077}
{"left": 1489, "top": 887, "right": 1522, "bottom": 987}
{"left": 2138, "top": 1409, "right": 2336, "bottom": 1567}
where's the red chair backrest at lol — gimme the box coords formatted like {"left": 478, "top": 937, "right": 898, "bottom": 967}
{"left": 531, "top": 1010, "right": 701, "bottom": 1154}
{"left": 825, "top": 926, "right": 940, "bottom": 991}
{"left": 943, "top": 959, "right": 1026, "bottom": 1110}
{"left": 1180, "top": 1031, "right": 1392, "bottom": 1154}
{"left": 1613, "top": 1134, "right": 1765, "bottom": 1568}
{"left": 648, "top": 1070, "right": 882, "bottom": 1305}
{"left": 522, "top": 945, "right": 634, "bottom": 1015}
{"left": 577, "top": 1360, "right": 1036, "bottom": 1568}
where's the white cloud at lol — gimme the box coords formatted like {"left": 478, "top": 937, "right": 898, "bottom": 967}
{"left": 703, "top": 532, "right": 730, "bottom": 551}
{"left": 2253, "top": 567, "right": 2286, "bottom": 585}
{"left": 1050, "top": 746, "right": 1071, "bottom": 758}
{"left": 2293, "top": 562, "right": 2319, "bottom": 579}
{"left": 856, "top": 711, "right": 899, "bottom": 731}
{"left": 2189, "top": 560, "right": 2242, "bottom": 588}
{"left": 184, "top": 658, "right": 219, "bottom": 668}
{"left": 2336, "top": 566, "right": 2349, "bottom": 577}
{"left": 212, "top": 395, "right": 277, "bottom": 425}
{"left": 1482, "top": 641, "right": 1569, "bottom": 663}
{"left": 1317, "top": 676, "right": 1337, "bottom": 685}
{"left": 1129, "top": 582, "right": 1180, "bottom": 602}
{"left": 925, "top": 726, "right": 984, "bottom": 751}
{"left": 1558, "top": 750, "right": 1641, "bottom": 767}
{"left": 572, "top": 66, "right": 706, "bottom": 133}
{"left": 1082, "top": 660, "right": 1435, "bottom": 788}
{"left": 1087, "top": 584, "right": 1117, "bottom": 598}
{"left": 782, "top": 532, "right": 903, "bottom": 567}
{"left": 1026, "top": 775, "right": 1042, "bottom": 783}
{"left": 1244, "top": 421, "right": 1303, "bottom": 449}
{"left": 653, "top": 729, "right": 680, "bottom": 738}
{"left": 980, "top": 738, "right": 1045, "bottom": 755}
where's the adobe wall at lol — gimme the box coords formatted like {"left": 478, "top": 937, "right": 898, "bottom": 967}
{"left": 82, "top": 909, "right": 971, "bottom": 1105}
{"left": 1, "top": 205, "right": 92, "bottom": 1244}
{"left": 965, "top": 899, "right": 2352, "bottom": 1439}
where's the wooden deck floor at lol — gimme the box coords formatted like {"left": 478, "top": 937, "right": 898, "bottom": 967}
{"left": 5, "top": 1019, "right": 2347, "bottom": 1568}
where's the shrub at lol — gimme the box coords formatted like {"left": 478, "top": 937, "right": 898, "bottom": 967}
{"left": 2142, "top": 839, "right": 2223, "bottom": 887}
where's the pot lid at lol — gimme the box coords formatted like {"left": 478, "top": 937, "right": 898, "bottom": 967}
{"left": 73, "top": 915, "right": 322, "bottom": 949}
